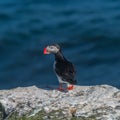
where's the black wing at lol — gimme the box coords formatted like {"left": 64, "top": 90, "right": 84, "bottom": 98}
{"left": 55, "top": 60, "right": 76, "bottom": 84}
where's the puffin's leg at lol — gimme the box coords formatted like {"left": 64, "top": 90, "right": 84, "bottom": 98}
{"left": 57, "top": 83, "right": 65, "bottom": 91}
{"left": 67, "top": 84, "right": 74, "bottom": 90}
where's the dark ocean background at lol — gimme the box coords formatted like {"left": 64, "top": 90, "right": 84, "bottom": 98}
{"left": 1, "top": 0, "right": 120, "bottom": 89}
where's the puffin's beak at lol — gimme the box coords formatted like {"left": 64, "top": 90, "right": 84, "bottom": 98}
{"left": 43, "top": 47, "right": 50, "bottom": 54}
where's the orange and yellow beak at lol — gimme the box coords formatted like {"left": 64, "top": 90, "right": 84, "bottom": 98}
{"left": 43, "top": 47, "right": 50, "bottom": 54}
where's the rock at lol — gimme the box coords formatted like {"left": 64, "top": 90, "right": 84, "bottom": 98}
{"left": 0, "top": 102, "right": 6, "bottom": 120}
{"left": 0, "top": 85, "right": 120, "bottom": 119}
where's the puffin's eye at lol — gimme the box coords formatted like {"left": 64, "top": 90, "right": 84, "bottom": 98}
{"left": 50, "top": 46, "right": 54, "bottom": 49}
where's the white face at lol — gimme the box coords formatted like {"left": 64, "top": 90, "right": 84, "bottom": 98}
{"left": 46, "top": 45, "right": 59, "bottom": 54}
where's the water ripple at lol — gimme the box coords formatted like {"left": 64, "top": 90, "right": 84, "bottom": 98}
{"left": 1, "top": 0, "right": 120, "bottom": 89}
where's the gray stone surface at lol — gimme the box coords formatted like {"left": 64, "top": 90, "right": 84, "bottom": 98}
{"left": 0, "top": 85, "right": 120, "bottom": 119}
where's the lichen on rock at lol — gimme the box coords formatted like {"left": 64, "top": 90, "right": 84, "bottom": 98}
{"left": 0, "top": 102, "right": 6, "bottom": 120}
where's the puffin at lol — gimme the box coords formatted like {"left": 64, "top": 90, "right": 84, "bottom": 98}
{"left": 43, "top": 44, "right": 77, "bottom": 90}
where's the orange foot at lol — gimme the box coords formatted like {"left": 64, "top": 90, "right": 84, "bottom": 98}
{"left": 57, "top": 83, "right": 66, "bottom": 91}
{"left": 67, "top": 85, "right": 74, "bottom": 90}
{"left": 57, "top": 87, "right": 65, "bottom": 91}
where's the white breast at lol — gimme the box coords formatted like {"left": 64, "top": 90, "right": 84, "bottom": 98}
{"left": 53, "top": 61, "right": 68, "bottom": 84}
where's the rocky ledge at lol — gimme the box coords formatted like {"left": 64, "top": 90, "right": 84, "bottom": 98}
{"left": 0, "top": 85, "right": 120, "bottom": 120}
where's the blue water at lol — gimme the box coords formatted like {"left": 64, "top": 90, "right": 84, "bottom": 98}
{"left": 1, "top": 0, "right": 120, "bottom": 89}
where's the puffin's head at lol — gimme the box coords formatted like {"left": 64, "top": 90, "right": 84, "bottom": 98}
{"left": 43, "top": 44, "right": 61, "bottom": 54}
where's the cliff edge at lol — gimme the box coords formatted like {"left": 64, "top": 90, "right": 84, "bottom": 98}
{"left": 0, "top": 85, "right": 120, "bottom": 120}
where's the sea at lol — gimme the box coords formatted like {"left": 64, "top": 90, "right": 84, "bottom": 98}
{"left": 0, "top": 0, "right": 120, "bottom": 89}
